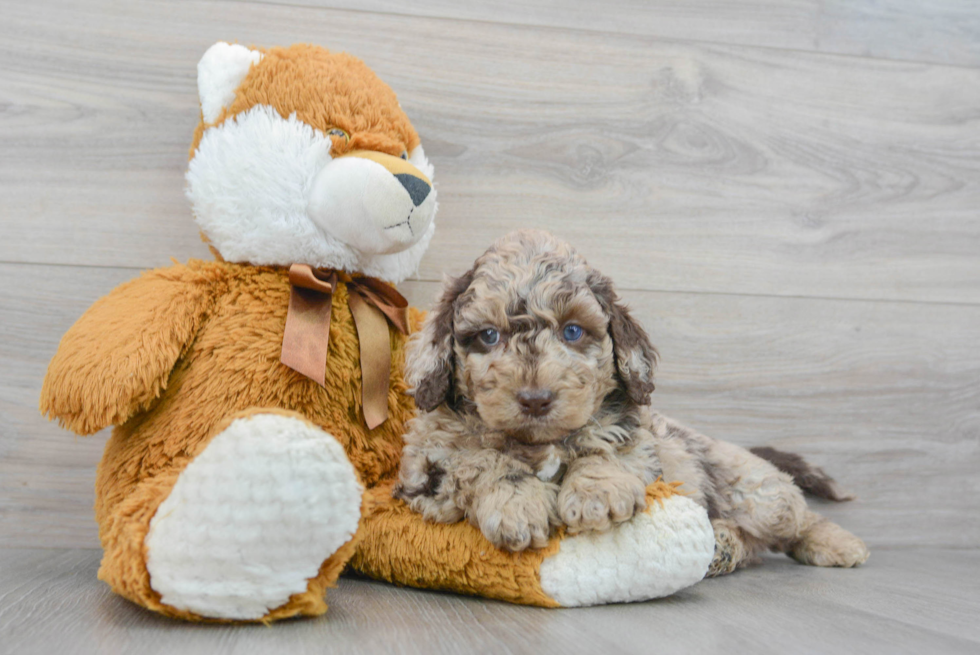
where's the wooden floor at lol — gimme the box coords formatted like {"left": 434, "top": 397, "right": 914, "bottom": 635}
{"left": 2, "top": 548, "right": 979, "bottom": 654}
{"left": 1, "top": 0, "right": 978, "bottom": 653}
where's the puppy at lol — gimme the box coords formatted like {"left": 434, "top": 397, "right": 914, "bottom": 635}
{"left": 396, "top": 229, "right": 869, "bottom": 575}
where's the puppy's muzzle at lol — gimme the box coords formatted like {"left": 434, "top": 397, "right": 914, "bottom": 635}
{"left": 517, "top": 388, "right": 555, "bottom": 417}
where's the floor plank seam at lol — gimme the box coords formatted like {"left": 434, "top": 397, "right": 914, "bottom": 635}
{"left": 3, "top": 260, "right": 978, "bottom": 310}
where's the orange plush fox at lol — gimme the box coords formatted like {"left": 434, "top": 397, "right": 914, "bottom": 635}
{"left": 40, "top": 42, "right": 714, "bottom": 622}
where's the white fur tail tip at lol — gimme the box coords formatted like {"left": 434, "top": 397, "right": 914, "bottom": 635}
{"left": 539, "top": 495, "right": 714, "bottom": 606}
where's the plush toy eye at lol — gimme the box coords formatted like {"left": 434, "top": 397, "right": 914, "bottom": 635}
{"left": 478, "top": 328, "right": 500, "bottom": 346}
{"left": 327, "top": 128, "right": 349, "bottom": 142}
{"left": 400, "top": 150, "right": 409, "bottom": 160}
{"left": 562, "top": 324, "right": 584, "bottom": 342}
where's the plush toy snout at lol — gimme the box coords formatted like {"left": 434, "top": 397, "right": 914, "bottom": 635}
{"left": 307, "top": 149, "right": 436, "bottom": 255}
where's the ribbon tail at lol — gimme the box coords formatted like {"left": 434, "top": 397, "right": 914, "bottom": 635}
{"left": 348, "top": 290, "right": 392, "bottom": 430}
{"left": 281, "top": 278, "right": 334, "bottom": 387}
{"left": 352, "top": 278, "right": 411, "bottom": 335}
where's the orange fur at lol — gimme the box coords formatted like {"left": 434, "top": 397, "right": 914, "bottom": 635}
{"left": 189, "top": 44, "right": 419, "bottom": 160}
{"left": 39, "top": 264, "right": 225, "bottom": 435}
{"left": 41, "top": 261, "right": 420, "bottom": 620}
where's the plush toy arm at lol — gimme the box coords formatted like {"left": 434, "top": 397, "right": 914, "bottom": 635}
{"left": 40, "top": 263, "right": 222, "bottom": 435}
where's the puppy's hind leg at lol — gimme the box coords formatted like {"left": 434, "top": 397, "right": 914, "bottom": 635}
{"left": 707, "top": 441, "right": 869, "bottom": 569}
{"left": 747, "top": 446, "right": 869, "bottom": 566}
{"left": 789, "top": 511, "right": 869, "bottom": 568}
{"left": 707, "top": 518, "right": 751, "bottom": 577}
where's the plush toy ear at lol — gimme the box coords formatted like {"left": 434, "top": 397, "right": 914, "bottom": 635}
{"left": 588, "top": 270, "right": 658, "bottom": 404}
{"left": 406, "top": 269, "right": 476, "bottom": 411}
{"left": 197, "top": 42, "right": 263, "bottom": 124}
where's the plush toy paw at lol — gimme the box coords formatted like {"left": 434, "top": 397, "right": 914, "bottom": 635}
{"left": 539, "top": 490, "right": 714, "bottom": 606}
{"left": 144, "top": 412, "right": 362, "bottom": 620}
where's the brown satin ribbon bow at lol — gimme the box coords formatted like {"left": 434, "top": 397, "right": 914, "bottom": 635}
{"left": 280, "top": 264, "right": 410, "bottom": 430}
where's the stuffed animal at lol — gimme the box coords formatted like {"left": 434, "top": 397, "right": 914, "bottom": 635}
{"left": 39, "top": 42, "right": 715, "bottom": 622}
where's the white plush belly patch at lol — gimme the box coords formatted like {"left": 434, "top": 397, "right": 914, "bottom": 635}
{"left": 145, "top": 413, "right": 363, "bottom": 620}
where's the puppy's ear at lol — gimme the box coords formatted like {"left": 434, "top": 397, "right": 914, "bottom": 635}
{"left": 406, "top": 268, "right": 476, "bottom": 411}
{"left": 588, "top": 270, "right": 659, "bottom": 404}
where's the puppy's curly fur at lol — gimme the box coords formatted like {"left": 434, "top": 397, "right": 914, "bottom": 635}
{"left": 397, "top": 230, "right": 869, "bottom": 573}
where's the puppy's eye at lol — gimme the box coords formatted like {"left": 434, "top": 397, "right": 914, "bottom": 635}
{"left": 562, "top": 324, "right": 584, "bottom": 342}
{"left": 400, "top": 150, "right": 409, "bottom": 160}
{"left": 478, "top": 328, "right": 500, "bottom": 346}
{"left": 327, "top": 128, "right": 349, "bottom": 142}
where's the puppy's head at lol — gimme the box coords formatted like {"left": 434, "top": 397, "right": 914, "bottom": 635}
{"left": 407, "top": 229, "right": 657, "bottom": 440}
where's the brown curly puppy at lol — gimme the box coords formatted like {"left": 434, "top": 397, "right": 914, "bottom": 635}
{"left": 396, "top": 230, "right": 869, "bottom": 574}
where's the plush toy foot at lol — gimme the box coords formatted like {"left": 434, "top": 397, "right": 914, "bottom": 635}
{"left": 353, "top": 480, "right": 714, "bottom": 607}
{"left": 537, "top": 483, "right": 714, "bottom": 606}
{"left": 144, "top": 411, "right": 363, "bottom": 620}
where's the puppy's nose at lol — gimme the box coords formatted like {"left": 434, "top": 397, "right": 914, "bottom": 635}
{"left": 394, "top": 173, "right": 431, "bottom": 207}
{"left": 517, "top": 388, "right": 555, "bottom": 417}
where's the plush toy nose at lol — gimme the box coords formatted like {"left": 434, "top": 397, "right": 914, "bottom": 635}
{"left": 517, "top": 388, "right": 555, "bottom": 417}
{"left": 395, "top": 173, "right": 431, "bottom": 207}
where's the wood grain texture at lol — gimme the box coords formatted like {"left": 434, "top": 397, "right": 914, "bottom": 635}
{"left": 1, "top": 0, "right": 978, "bottom": 648}
{"left": 240, "top": 0, "right": 980, "bottom": 68}
{"left": 1, "top": 548, "right": 978, "bottom": 654}
{"left": 2, "top": 0, "right": 979, "bottom": 303}
{"left": 0, "top": 265, "right": 133, "bottom": 549}
{"left": 4, "top": 264, "right": 977, "bottom": 549}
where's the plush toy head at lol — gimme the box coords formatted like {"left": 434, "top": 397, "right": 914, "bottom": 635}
{"left": 187, "top": 42, "right": 436, "bottom": 282}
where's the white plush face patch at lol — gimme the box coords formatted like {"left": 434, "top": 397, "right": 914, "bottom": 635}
{"left": 307, "top": 154, "right": 437, "bottom": 256}
{"left": 186, "top": 104, "right": 436, "bottom": 282}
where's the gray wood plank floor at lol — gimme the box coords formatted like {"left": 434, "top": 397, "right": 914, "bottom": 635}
{"left": 246, "top": 0, "right": 980, "bottom": 67}
{"left": 1, "top": 0, "right": 978, "bottom": 652}
{"left": 1, "top": 548, "right": 978, "bottom": 655}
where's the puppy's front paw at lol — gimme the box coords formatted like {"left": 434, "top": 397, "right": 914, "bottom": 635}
{"left": 473, "top": 477, "right": 557, "bottom": 552}
{"left": 558, "top": 471, "right": 646, "bottom": 534}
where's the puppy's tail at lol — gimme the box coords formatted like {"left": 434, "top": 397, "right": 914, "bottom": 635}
{"left": 750, "top": 446, "right": 855, "bottom": 502}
